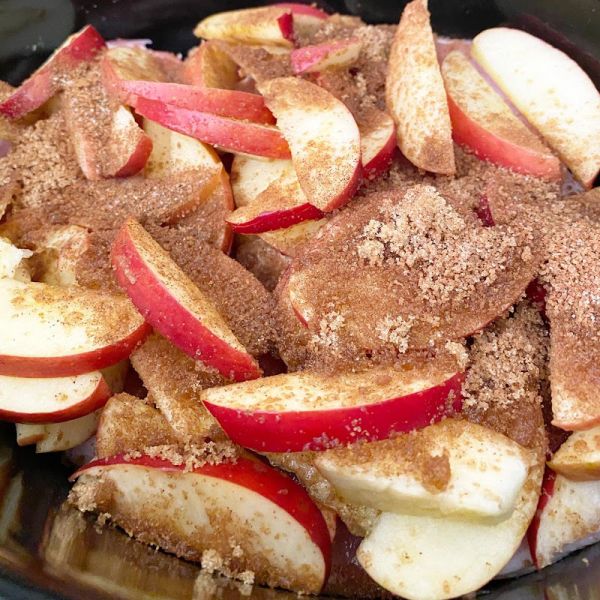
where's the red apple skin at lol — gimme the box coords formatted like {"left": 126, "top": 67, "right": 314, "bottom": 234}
{"left": 447, "top": 95, "right": 562, "bottom": 180}
{"left": 71, "top": 452, "right": 332, "bottom": 583}
{"left": 203, "top": 372, "right": 464, "bottom": 452}
{"left": 111, "top": 221, "right": 261, "bottom": 382}
{"left": 228, "top": 203, "right": 324, "bottom": 234}
{"left": 0, "top": 323, "right": 151, "bottom": 379}
{"left": 112, "top": 132, "right": 153, "bottom": 178}
{"left": 0, "top": 26, "right": 106, "bottom": 119}
{"left": 526, "top": 468, "right": 556, "bottom": 569}
{"left": 274, "top": 3, "right": 329, "bottom": 20}
{"left": 361, "top": 125, "right": 397, "bottom": 180}
{"left": 0, "top": 376, "right": 111, "bottom": 424}
{"left": 134, "top": 97, "right": 291, "bottom": 159}
{"left": 475, "top": 195, "right": 495, "bottom": 227}
{"left": 277, "top": 12, "right": 294, "bottom": 42}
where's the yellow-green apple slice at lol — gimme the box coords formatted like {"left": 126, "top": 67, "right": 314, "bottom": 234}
{"left": 548, "top": 427, "right": 600, "bottom": 481}
{"left": 111, "top": 218, "right": 260, "bottom": 382}
{"left": 472, "top": 28, "right": 600, "bottom": 188}
{"left": 357, "top": 461, "right": 544, "bottom": 600}
{"left": 441, "top": 50, "right": 561, "bottom": 180}
{"left": 71, "top": 453, "right": 332, "bottom": 593}
{"left": 35, "top": 410, "right": 100, "bottom": 453}
{"left": 527, "top": 470, "right": 600, "bottom": 569}
{"left": 231, "top": 155, "right": 293, "bottom": 207}
{"left": 386, "top": 0, "right": 455, "bottom": 174}
{"left": 0, "top": 279, "right": 150, "bottom": 378}
{"left": 194, "top": 6, "right": 295, "bottom": 47}
{"left": 0, "top": 237, "right": 31, "bottom": 280}
{"left": 259, "top": 218, "right": 326, "bottom": 257}
{"left": 183, "top": 41, "right": 239, "bottom": 88}
{"left": 135, "top": 98, "right": 290, "bottom": 159}
{"left": 202, "top": 357, "right": 463, "bottom": 452}
{"left": 314, "top": 419, "right": 533, "bottom": 520}
{"left": 357, "top": 107, "right": 397, "bottom": 180}
{"left": 291, "top": 38, "right": 362, "bottom": 74}
{"left": 0, "top": 25, "right": 105, "bottom": 119}
{"left": 258, "top": 77, "right": 361, "bottom": 211}
{"left": 0, "top": 371, "right": 110, "bottom": 423}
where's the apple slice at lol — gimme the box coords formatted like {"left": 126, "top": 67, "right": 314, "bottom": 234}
{"left": 357, "top": 462, "right": 544, "bottom": 600}
{"left": 194, "top": 6, "right": 294, "bottom": 48}
{"left": 0, "top": 25, "right": 106, "bottom": 119}
{"left": 441, "top": 50, "right": 561, "bottom": 179}
{"left": 0, "top": 237, "right": 31, "bottom": 280}
{"left": 258, "top": 77, "right": 361, "bottom": 212}
{"left": 357, "top": 107, "right": 397, "bottom": 180}
{"left": 0, "top": 279, "right": 150, "bottom": 378}
{"left": 0, "top": 371, "right": 110, "bottom": 423}
{"left": 183, "top": 42, "right": 239, "bottom": 88}
{"left": 528, "top": 470, "right": 600, "bottom": 569}
{"left": 259, "top": 218, "right": 326, "bottom": 257}
{"left": 71, "top": 453, "right": 331, "bottom": 593}
{"left": 111, "top": 218, "right": 260, "bottom": 382}
{"left": 35, "top": 410, "right": 100, "bottom": 453}
{"left": 496, "top": 539, "right": 535, "bottom": 579}
{"left": 314, "top": 419, "right": 533, "bottom": 520}
{"left": 135, "top": 98, "right": 290, "bottom": 159}
{"left": 15, "top": 423, "right": 45, "bottom": 447}
{"left": 291, "top": 38, "right": 362, "bottom": 74}
{"left": 548, "top": 427, "right": 600, "bottom": 481}
{"left": 230, "top": 156, "right": 293, "bottom": 208}
{"left": 472, "top": 28, "right": 600, "bottom": 188}
{"left": 202, "top": 356, "right": 464, "bottom": 452}
{"left": 386, "top": 0, "right": 455, "bottom": 174}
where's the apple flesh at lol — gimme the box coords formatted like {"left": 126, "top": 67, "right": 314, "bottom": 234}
{"left": 135, "top": 97, "right": 290, "bottom": 159}
{"left": 472, "top": 28, "right": 600, "bottom": 188}
{"left": 0, "top": 237, "right": 31, "bottom": 280}
{"left": 71, "top": 453, "right": 331, "bottom": 593}
{"left": 291, "top": 38, "right": 362, "bottom": 74}
{"left": 0, "top": 278, "right": 150, "bottom": 378}
{"left": 442, "top": 50, "right": 561, "bottom": 180}
{"left": 259, "top": 218, "right": 326, "bottom": 257}
{"left": 230, "top": 156, "right": 293, "bottom": 208}
{"left": 357, "top": 462, "right": 544, "bottom": 600}
{"left": 357, "top": 107, "right": 397, "bottom": 180}
{"left": 548, "top": 426, "right": 600, "bottom": 481}
{"left": 258, "top": 77, "right": 361, "bottom": 212}
{"left": 112, "top": 218, "right": 260, "bottom": 382}
{"left": 183, "top": 42, "right": 240, "bottom": 88}
{"left": 35, "top": 411, "right": 100, "bottom": 453}
{"left": 314, "top": 419, "right": 533, "bottom": 520}
{"left": 0, "top": 25, "right": 106, "bottom": 119}
{"left": 386, "top": 0, "right": 455, "bottom": 174}
{"left": 202, "top": 358, "right": 464, "bottom": 452}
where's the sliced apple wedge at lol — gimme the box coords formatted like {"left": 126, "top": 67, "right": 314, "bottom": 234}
{"left": 259, "top": 218, "right": 326, "bottom": 257}
{"left": 202, "top": 357, "right": 463, "bottom": 452}
{"left": 112, "top": 218, "right": 260, "bottom": 382}
{"left": 230, "top": 156, "right": 292, "bottom": 208}
{"left": 183, "top": 42, "right": 239, "bottom": 88}
{"left": 548, "top": 427, "right": 600, "bottom": 481}
{"left": 15, "top": 423, "right": 45, "bottom": 447}
{"left": 258, "top": 77, "right": 361, "bottom": 212}
{"left": 357, "top": 107, "right": 397, "bottom": 180}
{"left": 291, "top": 38, "right": 362, "bottom": 74}
{"left": 35, "top": 410, "right": 100, "bottom": 453}
{"left": 357, "top": 462, "right": 543, "bottom": 600}
{"left": 0, "top": 237, "right": 31, "bottom": 280}
{"left": 71, "top": 453, "right": 331, "bottom": 593}
{"left": 386, "top": 0, "right": 455, "bottom": 174}
{"left": 194, "top": 6, "right": 295, "bottom": 47}
{"left": 0, "top": 372, "right": 110, "bottom": 423}
{"left": 0, "top": 25, "right": 105, "bottom": 119}
{"left": 314, "top": 419, "right": 533, "bottom": 520}
{"left": 135, "top": 98, "right": 290, "bottom": 159}
{"left": 442, "top": 50, "right": 561, "bottom": 180}
{"left": 0, "top": 279, "right": 150, "bottom": 378}
{"left": 472, "top": 28, "right": 600, "bottom": 188}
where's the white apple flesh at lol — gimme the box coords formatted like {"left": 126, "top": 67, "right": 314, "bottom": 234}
{"left": 548, "top": 426, "right": 600, "bottom": 481}
{"left": 291, "top": 38, "right": 362, "bottom": 74}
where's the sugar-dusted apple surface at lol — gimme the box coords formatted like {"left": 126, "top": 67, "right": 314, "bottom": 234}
{"left": 0, "top": 0, "right": 599, "bottom": 598}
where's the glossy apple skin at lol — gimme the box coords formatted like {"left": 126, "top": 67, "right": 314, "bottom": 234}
{"left": 0, "top": 26, "right": 105, "bottom": 119}
{"left": 135, "top": 97, "right": 290, "bottom": 159}
{"left": 228, "top": 202, "right": 324, "bottom": 234}
{"left": 526, "top": 468, "right": 556, "bottom": 569}
{"left": 204, "top": 372, "right": 464, "bottom": 452}
{"left": 72, "top": 453, "right": 332, "bottom": 584}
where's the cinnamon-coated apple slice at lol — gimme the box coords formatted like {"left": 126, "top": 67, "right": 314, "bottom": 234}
{"left": 547, "top": 427, "right": 600, "bottom": 481}
{"left": 472, "top": 28, "right": 600, "bottom": 188}
{"left": 291, "top": 38, "right": 362, "bottom": 74}
{"left": 357, "top": 107, "right": 397, "bottom": 180}
{"left": 183, "top": 41, "right": 239, "bottom": 88}
{"left": 111, "top": 218, "right": 260, "bottom": 382}
{"left": 258, "top": 77, "right": 361, "bottom": 212}
{"left": 441, "top": 50, "right": 561, "bottom": 180}
{"left": 71, "top": 452, "right": 331, "bottom": 593}
{"left": 0, "top": 279, "right": 150, "bottom": 378}
{"left": 259, "top": 218, "right": 326, "bottom": 257}
{"left": 135, "top": 98, "right": 290, "bottom": 159}
{"left": 386, "top": 0, "right": 455, "bottom": 174}
{"left": 0, "top": 25, "right": 105, "bottom": 119}
{"left": 202, "top": 356, "right": 463, "bottom": 452}
{"left": 231, "top": 155, "right": 292, "bottom": 208}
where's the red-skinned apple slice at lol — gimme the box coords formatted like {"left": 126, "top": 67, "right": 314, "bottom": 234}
{"left": 547, "top": 427, "right": 600, "bottom": 481}
{"left": 0, "top": 279, "right": 150, "bottom": 378}
{"left": 16, "top": 423, "right": 46, "bottom": 447}
{"left": 0, "top": 25, "right": 105, "bottom": 119}
{"left": 258, "top": 77, "right": 361, "bottom": 212}
{"left": 386, "top": 0, "right": 455, "bottom": 174}
{"left": 527, "top": 469, "right": 600, "bottom": 569}
{"left": 441, "top": 50, "right": 561, "bottom": 180}
{"left": 231, "top": 156, "right": 292, "bottom": 208}
{"left": 291, "top": 38, "right": 362, "bottom": 74}
{"left": 194, "top": 6, "right": 295, "bottom": 48}
{"left": 71, "top": 453, "right": 331, "bottom": 593}
{"left": 202, "top": 358, "right": 464, "bottom": 452}
{"left": 357, "top": 107, "right": 397, "bottom": 180}
{"left": 472, "top": 28, "right": 600, "bottom": 188}
{"left": 357, "top": 461, "right": 544, "bottom": 600}
{"left": 0, "top": 371, "right": 110, "bottom": 423}
{"left": 134, "top": 97, "right": 290, "bottom": 159}
{"left": 183, "top": 42, "right": 239, "bottom": 88}
{"left": 111, "top": 218, "right": 260, "bottom": 382}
